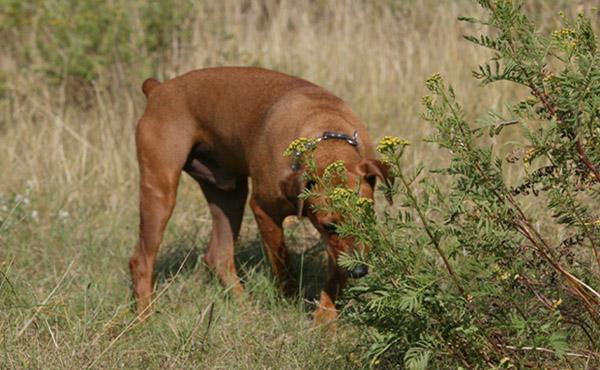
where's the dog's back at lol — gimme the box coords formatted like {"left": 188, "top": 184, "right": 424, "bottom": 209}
{"left": 137, "top": 67, "right": 363, "bottom": 173}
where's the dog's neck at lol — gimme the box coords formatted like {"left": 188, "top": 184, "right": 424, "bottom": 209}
{"left": 321, "top": 131, "right": 359, "bottom": 147}
{"left": 291, "top": 131, "right": 359, "bottom": 171}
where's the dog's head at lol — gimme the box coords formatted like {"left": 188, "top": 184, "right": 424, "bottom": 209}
{"left": 280, "top": 159, "right": 392, "bottom": 279}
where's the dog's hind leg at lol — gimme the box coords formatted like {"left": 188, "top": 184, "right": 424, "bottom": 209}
{"left": 129, "top": 117, "right": 194, "bottom": 319}
{"left": 198, "top": 178, "right": 248, "bottom": 296}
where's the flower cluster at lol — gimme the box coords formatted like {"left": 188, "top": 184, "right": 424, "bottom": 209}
{"left": 324, "top": 160, "right": 346, "bottom": 177}
{"left": 329, "top": 187, "right": 353, "bottom": 202}
{"left": 376, "top": 136, "right": 409, "bottom": 154}
{"left": 523, "top": 147, "right": 539, "bottom": 172}
{"left": 356, "top": 197, "right": 374, "bottom": 207}
{"left": 326, "top": 185, "right": 373, "bottom": 209}
{"left": 421, "top": 95, "right": 434, "bottom": 107}
{"left": 493, "top": 263, "right": 511, "bottom": 281}
{"left": 426, "top": 73, "right": 442, "bottom": 91}
{"left": 283, "top": 137, "right": 318, "bottom": 158}
{"left": 551, "top": 27, "right": 577, "bottom": 41}
{"left": 551, "top": 27, "right": 580, "bottom": 48}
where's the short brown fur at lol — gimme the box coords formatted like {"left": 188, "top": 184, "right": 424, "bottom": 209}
{"left": 129, "top": 67, "right": 391, "bottom": 324}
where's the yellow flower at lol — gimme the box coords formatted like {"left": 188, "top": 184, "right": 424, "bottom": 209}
{"left": 426, "top": 73, "right": 442, "bottom": 91}
{"left": 283, "top": 137, "right": 318, "bottom": 158}
{"left": 492, "top": 264, "right": 511, "bottom": 281}
{"left": 552, "top": 27, "right": 577, "bottom": 42}
{"left": 523, "top": 147, "right": 538, "bottom": 172}
{"left": 356, "top": 197, "right": 373, "bottom": 207}
{"left": 421, "top": 95, "right": 434, "bottom": 106}
{"left": 324, "top": 160, "right": 346, "bottom": 177}
{"left": 330, "top": 187, "right": 352, "bottom": 202}
{"left": 376, "top": 136, "right": 408, "bottom": 153}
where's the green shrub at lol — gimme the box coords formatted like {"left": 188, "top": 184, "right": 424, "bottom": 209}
{"left": 0, "top": 0, "right": 195, "bottom": 84}
{"left": 295, "top": 1, "right": 600, "bottom": 367}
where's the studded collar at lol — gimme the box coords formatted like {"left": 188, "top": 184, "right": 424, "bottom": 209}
{"left": 291, "top": 130, "right": 359, "bottom": 171}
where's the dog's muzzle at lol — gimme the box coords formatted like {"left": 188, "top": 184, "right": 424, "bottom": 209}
{"left": 347, "top": 264, "right": 369, "bottom": 279}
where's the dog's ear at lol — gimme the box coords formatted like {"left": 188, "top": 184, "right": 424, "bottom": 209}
{"left": 279, "top": 170, "right": 311, "bottom": 218}
{"left": 357, "top": 159, "right": 394, "bottom": 204}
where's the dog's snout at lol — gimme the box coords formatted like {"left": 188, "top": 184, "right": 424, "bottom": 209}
{"left": 347, "top": 264, "right": 369, "bottom": 279}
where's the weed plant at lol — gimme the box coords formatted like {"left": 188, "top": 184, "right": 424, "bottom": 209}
{"left": 297, "top": 1, "right": 600, "bottom": 368}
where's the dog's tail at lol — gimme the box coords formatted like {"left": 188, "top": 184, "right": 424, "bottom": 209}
{"left": 141, "top": 78, "right": 161, "bottom": 98}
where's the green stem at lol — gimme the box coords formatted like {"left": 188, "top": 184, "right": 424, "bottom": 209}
{"left": 396, "top": 156, "right": 503, "bottom": 359}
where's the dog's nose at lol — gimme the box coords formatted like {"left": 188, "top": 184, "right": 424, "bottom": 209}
{"left": 347, "top": 264, "right": 369, "bottom": 279}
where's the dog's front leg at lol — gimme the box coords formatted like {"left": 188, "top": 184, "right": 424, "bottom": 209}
{"left": 249, "top": 198, "right": 299, "bottom": 296}
{"left": 313, "top": 256, "right": 348, "bottom": 325}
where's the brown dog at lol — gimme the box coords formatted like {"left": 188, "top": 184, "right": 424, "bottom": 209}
{"left": 129, "top": 67, "right": 391, "bottom": 323}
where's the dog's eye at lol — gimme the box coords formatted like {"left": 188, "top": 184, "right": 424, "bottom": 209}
{"left": 321, "top": 223, "right": 338, "bottom": 234}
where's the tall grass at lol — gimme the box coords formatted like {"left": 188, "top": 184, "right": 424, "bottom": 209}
{"left": 0, "top": 0, "right": 596, "bottom": 367}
